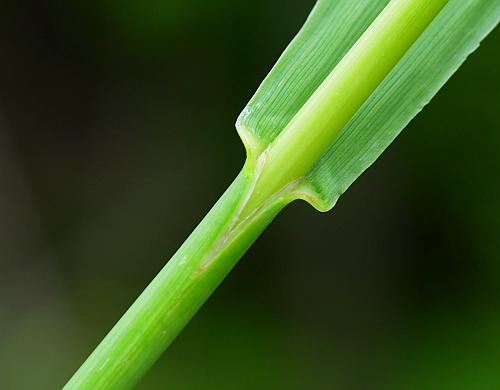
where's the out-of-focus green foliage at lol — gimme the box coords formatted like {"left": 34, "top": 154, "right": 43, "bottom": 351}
{"left": 0, "top": 1, "right": 498, "bottom": 389}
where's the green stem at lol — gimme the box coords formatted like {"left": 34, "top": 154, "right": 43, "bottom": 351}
{"left": 64, "top": 164, "right": 288, "bottom": 389}
{"left": 65, "top": 0, "right": 450, "bottom": 387}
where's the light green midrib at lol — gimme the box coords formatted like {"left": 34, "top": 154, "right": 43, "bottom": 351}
{"left": 240, "top": 0, "right": 449, "bottom": 218}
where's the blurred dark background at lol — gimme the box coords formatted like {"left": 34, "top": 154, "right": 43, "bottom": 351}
{"left": 0, "top": 1, "right": 499, "bottom": 389}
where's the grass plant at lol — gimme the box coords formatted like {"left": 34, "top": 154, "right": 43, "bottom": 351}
{"left": 65, "top": 0, "right": 500, "bottom": 388}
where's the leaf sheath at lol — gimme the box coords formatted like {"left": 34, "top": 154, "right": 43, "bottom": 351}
{"left": 64, "top": 166, "right": 286, "bottom": 389}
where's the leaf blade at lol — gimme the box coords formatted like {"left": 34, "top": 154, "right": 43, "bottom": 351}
{"left": 237, "top": 0, "right": 500, "bottom": 211}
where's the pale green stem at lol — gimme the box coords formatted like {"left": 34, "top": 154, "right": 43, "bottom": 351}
{"left": 241, "top": 0, "right": 448, "bottom": 217}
